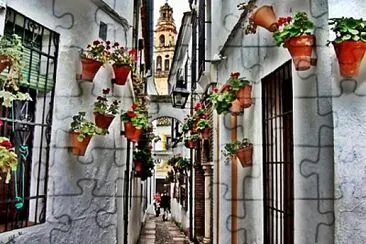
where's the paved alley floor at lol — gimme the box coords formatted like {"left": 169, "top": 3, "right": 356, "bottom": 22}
{"left": 138, "top": 214, "right": 191, "bottom": 244}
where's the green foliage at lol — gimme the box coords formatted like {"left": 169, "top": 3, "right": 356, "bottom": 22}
{"left": 121, "top": 102, "right": 149, "bottom": 130}
{"left": 184, "top": 133, "right": 200, "bottom": 141}
{"left": 110, "top": 46, "right": 135, "bottom": 66}
{"left": 273, "top": 12, "right": 314, "bottom": 47}
{"left": 133, "top": 146, "right": 155, "bottom": 181}
{"left": 0, "top": 137, "right": 17, "bottom": 184}
{"left": 70, "top": 112, "right": 106, "bottom": 142}
{"left": 0, "top": 90, "right": 32, "bottom": 107}
{"left": 0, "top": 34, "right": 24, "bottom": 89}
{"left": 328, "top": 17, "right": 366, "bottom": 43}
{"left": 222, "top": 138, "right": 251, "bottom": 158}
{"left": 196, "top": 119, "right": 210, "bottom": 130}
{"left": 93, "top": 88, "right": 120, "bottom": 115}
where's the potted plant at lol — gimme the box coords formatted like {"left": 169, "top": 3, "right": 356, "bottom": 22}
{"left": 93, "top": 88, "right": 120, "bottom": 130}
{"left": 176, "top": 157, "right": 191, "bottom": 173}
{"left": 69, "top": 112, "right": 105, "bottom": 156}
{"left": 121, "top": 102, "right": 148, "bottom": 142}
{"left": 209, "top": 84, "right": 236, "bottom": 115}
{"left": 0, "top": 137, "right": 18, "bottom": 183}
{"left": 0, "top": 34, "right": 23, "bottom": 76}
{"left": 110, "top": 43, "right": 136, "bottom": 85}
{"left": 237, "top": 0, "right": 278, "bottom": 34}
{"left": 223, "top": 138, "right": 253, "bottom": 167}
{"left": 273, "top": 12, "right": 315, "bottom": 71}
{"left": 184, "top": 133, "right": 200, "bottom": 149}
{"left": 328, "top": 17, "right": 366, "bottom": 78}
{"left": 227, "top": 72, "right": 252, "bottom": 108}
{"left": 80, "top": 40, "right": 109, "bottom": 81}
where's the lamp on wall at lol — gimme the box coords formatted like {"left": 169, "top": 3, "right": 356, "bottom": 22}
{"left": 171, "top": 74, "right": 190, "bottom": 108}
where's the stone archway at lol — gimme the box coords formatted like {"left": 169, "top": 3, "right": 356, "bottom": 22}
{"left": 148, "top": 95, "right": 189, "bottom": 123}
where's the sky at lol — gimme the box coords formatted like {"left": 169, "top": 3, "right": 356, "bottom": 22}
{"left": 153, "top": 0, "right": 190, "bottom": 31}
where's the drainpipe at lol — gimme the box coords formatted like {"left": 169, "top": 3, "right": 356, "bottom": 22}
{"left": 124, "top": 140, "right": 131, "bottom": 244}
{"left": 189, "top": 0, "right": 197, "bottom": 241}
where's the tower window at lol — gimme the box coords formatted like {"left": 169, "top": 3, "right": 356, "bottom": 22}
{"left": 164, "top": 59, "right": 170, "bottom": 71}
{"left": 159, "top": 35, "right": 165, "bottom": 46}
{"left": 157, "top": 56, "right": 162, "bottom": 71}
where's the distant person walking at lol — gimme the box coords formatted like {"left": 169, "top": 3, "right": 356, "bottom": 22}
{"left": 160, "top": 192, "right": 171, "bottom": 221}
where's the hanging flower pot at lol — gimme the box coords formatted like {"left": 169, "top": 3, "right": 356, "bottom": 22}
{"left": 200, "top": 127, "right": 210, "bottom": 140}
{"left": 0, "top": 56, "right": 11, "bottom": 73}
{"left": 333, "top": 40, "right": 366, "bottom": 78}
{"left": 184, "top": 139, "right": 198, "bottom": 149}
{"left": 229, "top": 99, "right": 242, "bottom": 116}
{"left": 236, "top": 144, "right": 253, "bottom": 167}
{"left": 80, "top": 57, "right": 103, "bottom": 81}
{"left": 93, "top": 113, "right": 115, "bottom": 130}
{"left": 70, "top": 132, "right": 92, "bottom": 156}
{"left": 133, "top": 160, "right": 143, "bottom": 173}
{"left": 124, "top": 122, "right": 143, "bottom": 142}
{"left": 284, "top": 35, "right": 315, "bottom": 71}
{"left": 112, "top": 65, "right": 131, "bottom": 85}
{"left": 236, "top": 85, "right": 252, "bottom": 108}
{"left": 250, "top": 5, "right": 278, "bottom": 32}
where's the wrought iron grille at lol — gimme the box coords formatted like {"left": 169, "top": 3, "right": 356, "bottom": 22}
{"left": 0, "top": 8, "right": 59, "bottom": 233}
{"left": 262, "top": 61, "right": 294, "bottom": 244}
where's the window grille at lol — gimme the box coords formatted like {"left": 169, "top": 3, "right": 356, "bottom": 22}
{"left": 0, "top": 8, "right": 59, "bottom": 233}
{"left": 262, "top": 61, "right": 294, "bottom": 244}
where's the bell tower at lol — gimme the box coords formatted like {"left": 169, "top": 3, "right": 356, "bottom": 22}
{"left": 153, "top": 1, "right": 177, "bottom": 95}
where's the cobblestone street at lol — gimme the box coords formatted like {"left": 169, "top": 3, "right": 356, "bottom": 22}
{"left": 138, "top": 214, "right": 191, "bottom": 244}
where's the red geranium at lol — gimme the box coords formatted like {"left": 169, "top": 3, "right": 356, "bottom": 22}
{"left": 194, "top": 103, "right": 202, "bottom": 111}
{"left": 126, "top": 111, "right": 137, "bottom": 118}
{"left": 213, "top": 87, "right": 218, "bottom": 92}
{"left": 131, "top": 103, "right": 138, "bottom": 110}
{"left": 222, "top": 84, "right": 232, "bottom": 91}
{"left": 0, "top": 140, "right": 13, "bottom": 149}
{"left": 230, "top": 72, "right": 240, "bottom": 79}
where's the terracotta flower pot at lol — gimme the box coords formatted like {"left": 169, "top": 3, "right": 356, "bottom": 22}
{"left": 113, "top": 65, "right": 131, "bottom": 85}
{"left": 236, "top": 85, "right": 252, "bottom": 108}
{"left": 0, "top": 56, "right": 11, "bottom": 73}
{"left": 236, "top": 144, "right": 253, "bottom": 167}
{"left": 80, "top": 57, "right": 103, "bottom": 81}
{"left": 333, "top": 40, "right": 366, "bottom": 78}
{"left": 250, "top": 5, "right": 278, "bottom": 32}
{"left": 94, "top": 113, "right": 115, "bottom": 130}
{"left": 133, "top": 160, "right": 143, "bottom": 172}
{"left": 184, "top": 140, "right": 197, "bottom": 149}
{"left": 124, "top": 122, "right": 143, "bottom": 142}
{"left": 200, "top": 127, "right": 210, "bottom": 140}
{"left": 70, "top": 132, "right": 92, "bottom": 156}
{"left": 285, "top": 35, "right": 315, "bottom": 71}
{"left": 229, "top": 99, "right": 242, "bottom": 116}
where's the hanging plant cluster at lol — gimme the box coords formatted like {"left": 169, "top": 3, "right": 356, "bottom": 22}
{"left": 182, "top": 102, "right": 211, "bottom": 149}
{"left": 69, "top": 112, "right": 107, "bottom": 156}
{"left": 273, "top": 12, "right": 315, "bottom": 71}
{"left": 237, "top": 1, "right": 278, "bottom": 34}
{"left": 121, "top": 100, "right": 149, "bottom": 142}
{"left": 209, "top": 72, "right": 252, "bottom": 116}
{"left": 222, "top": 138, "right": 253, "bottom": 167}
{"left": 80, "top": 39, "right": 137, "bottom": 84}
{"left": 133, "top": 126, "right": 159, "bottom": 180}
{"left": 0, "top": 136, "right": 18, "bottom": 183}
{"left": 167, "top": 155, "right": 191, "bottom": 183}
{"left": 328, "top": 17, "right": 366, "bottom": 78}
{"left": 0, "top": 34, "right": 32, "bottom": 107}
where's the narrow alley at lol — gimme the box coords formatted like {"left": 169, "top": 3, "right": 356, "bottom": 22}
{"left": 138, "top": 214, "right": 191, "bottom": 244}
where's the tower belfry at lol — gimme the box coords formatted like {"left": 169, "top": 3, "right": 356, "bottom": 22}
{"left": 153, "top": 2, "right": 177, "bottom": 95}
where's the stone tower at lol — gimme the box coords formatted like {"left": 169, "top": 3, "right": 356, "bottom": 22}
{"left": 153, "top": 1, "right": 176, "bottom": 95}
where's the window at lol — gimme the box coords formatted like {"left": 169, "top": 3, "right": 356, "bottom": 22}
{"left": 99, "top": 21, "right": 107, "bottom": 41}
{"left": 159, "top": 34, "right": 165, "bottom": 46}
{"left": 164, "top": 59, "right": 170, "bottom": 71}
{"left": 0, "top": 8, "right": 59, "bottom": 233}
{"left": 156, "top": 56, "right": 162, "bottom": 71}
{"left": 262, "top": 61, "right": 294, "bottom": 244}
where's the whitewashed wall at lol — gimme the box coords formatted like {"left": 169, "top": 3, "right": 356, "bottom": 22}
{"left": 209, "top": 0, "right": 335, "bottom": 243}
{"left": 0, "top": 0, "right": 145, "bottom": 243}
